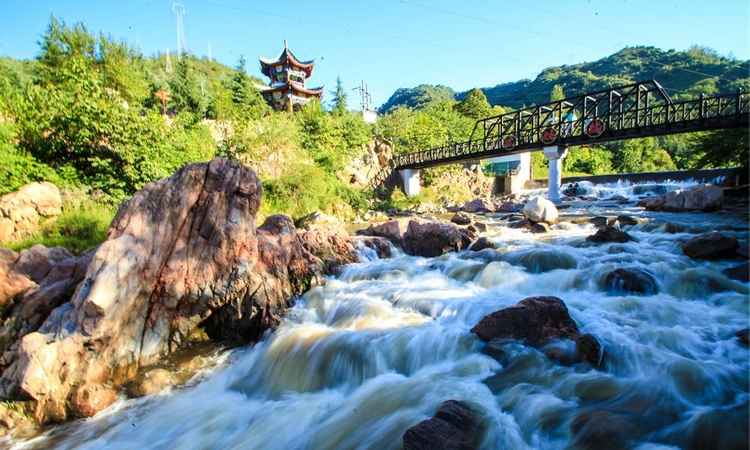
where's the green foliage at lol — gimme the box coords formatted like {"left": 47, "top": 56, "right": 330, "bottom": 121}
{"left": 550, "top": 84, "right": 565, "bottom": 101}
{"left": 609, "top": 138, "right": 677, "bottom": 173}
{"left": 169, "top": 56, "right": 208, "bottom": 117}
{"left": 379, "top": 84, "right": 456, "bottom": 114}
{"left": 0, "top": 122, "right": 69, "bottom": 195}
{"left": 564, "top": 146, "right": 613, "bottom": 175}
{"left": 455, "top": 88, "right": 491, "bottom": 119}
{"left": 4, "top": 200, "right": 115, "bottom": 254}
{"left": 230, "top": 55, "right": 268, "bottom": 119}
{"left": 690, "top": 128, "right": 748, "bottom": 168}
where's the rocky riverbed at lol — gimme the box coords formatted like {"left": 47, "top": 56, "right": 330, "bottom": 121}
{"left": 1, "top": 163, "right": 748, "bottom": 450}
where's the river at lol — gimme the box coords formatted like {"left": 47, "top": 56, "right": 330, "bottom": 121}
{"left": 14, "top": 180, "right": 749, "bottom": 450}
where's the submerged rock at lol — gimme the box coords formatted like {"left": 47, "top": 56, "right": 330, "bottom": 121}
{"left": 402, "top": 220, "right": 471, "bottom": 257}
{"left": 570, "top": 410, "right": 637, "bottom": 450}
{"left": 505, "top": 249, "right": 577, "bottom": 273}
{"left": 522, "top": 196, "right": 558, "bottom": 224}
{"left": 402, "top": 400, "right": 484, "bottom": 450}
{"left": 0, "top": 158, "right": 355, "bottom": 425}
{"left": 616, "top": 215, "right": 639, "bottom": 226}
{"left": 603, "top": 268, "right": 659, "bottom": 295}
{"left": 723, "top": 263, "right": 749, "bottom": 282}
{"left": 469, "top": 237, "right": 496, "bottom": 252}
{"left": 353, "top": 236, "right": 392, "bottom": 259}
{"left": 587, "top": 226, "right": 633, "bottom": 244}
{"left": 472, "top": 296, "right": 601, "bottom": 366}
{"left": 682, "top": 232, "right": 738, "bottom": 260}
{"left": 736, "top": 329, "right": 749, "bottom": 347}
{"left": 450, "top": 212, "right": 472, "bottom": 225}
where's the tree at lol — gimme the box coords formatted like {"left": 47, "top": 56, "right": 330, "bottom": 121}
{"left": 455, "top": 88, "right": 491, "bottom": 119}
{"left": 330, "top": 76, "right": 347, "bottom": 115}
{"left": 610, "top": 138, "right": 677, "bottom": 173}
{"left": 168, "top": 55, "right": 207, "bottom": 117}
{"left": 230, "top": 55, "right": 267, "bottom": 118}
{"left": 691, "top": 129, "right": 748, "bottom": 168}
{"left": 550, "top": 84, "right": 565, "bottom": 101}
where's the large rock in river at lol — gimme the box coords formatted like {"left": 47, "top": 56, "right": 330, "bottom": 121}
{"left": 471, "top": 296, "right": 601, "bottom": 366}
{"left": 356, "top": 220, "right": 403, "bottom": 246}
{"left": 522, "top": 196, "right": 558, "bottom": 224}
{"left": 403, "top": 400, "right": 484, "bottom": 450}
{"left": 402, "top": 220, "right": 471, "bottom": 257}
{"left": 682, "top": 232, "right": 738, "bottom": 260}
{"left": 0, "top": 158, "right": 347, "bottom": 424}
{"left": 640, "top": 184, "right": 723, "bottom": 212}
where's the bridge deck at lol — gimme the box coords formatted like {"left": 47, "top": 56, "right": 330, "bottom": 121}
{"left": 390, "top": 81, "right": 749, "bottom": 172}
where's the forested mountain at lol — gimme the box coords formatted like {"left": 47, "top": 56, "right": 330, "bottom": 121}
{"left": 379, "top": 46, "right": 750, "bottom": 112}
{"left": 377, "top": 84, "right": 456, "bottom": 114}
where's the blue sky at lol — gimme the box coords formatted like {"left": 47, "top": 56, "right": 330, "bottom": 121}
{"left": 2, "top": 0, "right": 749, "bottom": 108}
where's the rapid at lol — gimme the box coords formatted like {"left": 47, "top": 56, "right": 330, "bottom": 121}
{"left": 15, "top": 180, "right": 749, "bottom": 450}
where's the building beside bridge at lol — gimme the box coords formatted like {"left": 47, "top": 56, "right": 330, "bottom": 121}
{"left": 258, "top": 41, "right": 323, "bottom": 112}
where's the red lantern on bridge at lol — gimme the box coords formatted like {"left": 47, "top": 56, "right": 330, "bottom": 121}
{"left": 502, "top": 135, "right": 517, "bottom": 149}
{"left": 541, "top": 127, "right": 557, "bottom": 145}
{"left": 585, "top": 118, "right": 606, "bottom": 138}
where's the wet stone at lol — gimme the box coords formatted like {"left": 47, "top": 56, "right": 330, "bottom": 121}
{"left": 403, "top": 400, "right": 484, "bottom": 450}
{"left": 602, "top": 268, "right": 659, "bottom": 295}
{"left": 587, "top": 226, "right": 633, "bottom": 244}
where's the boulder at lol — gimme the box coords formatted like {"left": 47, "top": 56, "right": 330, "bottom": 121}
{"left": 469, "top": 237, "right": 496, "bottom": 252}
{"left": 529, "top": 222, "right": 550, "bottom": 234}
{"left": 472, "top": 296, "right": 601, "bottom": 366}
{"left": 450, "top": 212, "right": 472, "bottom": 225}
{"left": 682, "top": 232, "right": 738, "bottom": 260}
{"left": 461, "top": 198, "right": 492, "bottom": 213}
{"left": 590, "top": 216, "right": 614, "bottom": 229}
{"left": 0, "top": 159, "right": 352, "bottom": 424}
{"left": 471, "top": 296, "right": 580, "bottom": 346}
{"left": 522, "top": 197, "right": 558, "bottom": 224}
{"left": 294, "top": 211, "right": 342, "bottom": 231}
{"left": 587, "top": 226, "right": 633, "bottom": 244}
{"left": 616, "top": 215, "right": 639, "bottom": 226}
{"left": 471, "top": 222, "right": 487, "bottom": 232}
{"left": 0, "top": 249, "right": 35, "bottom": 308}
{"left": 0, "top": 182, "right": 63, "bottom": 241}
{"left": 353, "top": 236, "right": 392, "bottom": 259}
{"left": 642, "top": 184, "right": 723, "bottom": 212}
{"left": 402, "top": 400, "right": 484, "bottom": 450}
{"left": 356, "top": 220, "right": 403, "bottom": 246}
{"left": 402, "top": 221, "right": 471, "bottom": 257}
{"left": 495, "top": 201, "right": 523, "bottom": 213}
{"left": 13, "top": 245, "right": 73, "bottom": 283}
{"left": 602, "top": 268, "right": 658, "bottom": 295}
{"left": 723, "top": 263, "right": 749, "bottom": 282}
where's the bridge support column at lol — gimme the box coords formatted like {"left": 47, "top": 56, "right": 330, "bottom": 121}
{"left": 544, "top": 146, "right": 568, "bottom": 203}
{"left": 398, "top": 169, "right": 421, "bottom": 197}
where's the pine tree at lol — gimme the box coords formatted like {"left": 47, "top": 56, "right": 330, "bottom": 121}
{"left": 232, "top": 55, "right": 249, "bottom": 106}
{"left": 168, "top": 55, "right": 207, "bottom": 116}
{"left": 331, "top": 76, "right": 347, "bottom": 115}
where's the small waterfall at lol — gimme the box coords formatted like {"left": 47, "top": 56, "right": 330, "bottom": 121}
{"left": 15, "top": 179, "right": 749, "bottom": 450}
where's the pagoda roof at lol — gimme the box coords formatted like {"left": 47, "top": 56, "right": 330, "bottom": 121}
{"left": 257, "top": 82, "right": 324, "bottom": 97}
{"left": 260, "top": 45, "right": 316, "bottom": 78}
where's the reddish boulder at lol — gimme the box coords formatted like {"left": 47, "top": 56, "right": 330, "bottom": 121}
{"left": 461, "top": 198, "right": 492, "bottom": 213}
{"left": 356, "top": 220, "right": 403, "bottom": 246}
{"left": 402, "top": 220, "right": 471, "bottom": 257}
{"left": 450, "top": 212, "right": 472, "bottom": 225}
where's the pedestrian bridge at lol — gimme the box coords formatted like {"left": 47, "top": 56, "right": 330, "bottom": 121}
{"left": 372, "top": 80, "right": 749, "bottom": 200}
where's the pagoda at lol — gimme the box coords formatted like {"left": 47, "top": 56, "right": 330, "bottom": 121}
{"left": 258, "top": 41, "right": 323, "bottom": 112}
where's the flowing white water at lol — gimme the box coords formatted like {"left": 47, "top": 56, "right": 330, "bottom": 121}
{"left": 13, "top": 180, "right": 750, "bottom": 450}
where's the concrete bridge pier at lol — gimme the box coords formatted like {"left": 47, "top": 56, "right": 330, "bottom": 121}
{"left": 399, "top": 169, "right": 421, "bottom": 197}
{"left": 543, "top": 146, "right": 568, "bottom": 203}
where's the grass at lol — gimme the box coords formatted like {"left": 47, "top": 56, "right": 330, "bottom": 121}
{"left": 4, "top": 200, "right": 116, "bottom": 255}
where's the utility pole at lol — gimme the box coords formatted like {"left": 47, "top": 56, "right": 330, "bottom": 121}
{"left": 172, "top": 1, "right": 187, "bottom": 57}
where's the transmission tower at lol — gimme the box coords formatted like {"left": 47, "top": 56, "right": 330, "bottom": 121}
{"left": 353, "top": 81, "right": 373, "bottom": 112}
{"left": 172, "top": 2, "right": 187, "bottom": 57}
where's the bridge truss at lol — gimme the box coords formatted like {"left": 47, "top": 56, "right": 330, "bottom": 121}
{"left": 371, "top": 80, "right": 749, "bottom": 189}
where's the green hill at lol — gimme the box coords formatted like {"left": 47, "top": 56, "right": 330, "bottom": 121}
{"left": 379, "top": 46, "right": 750, "bottom": 112}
